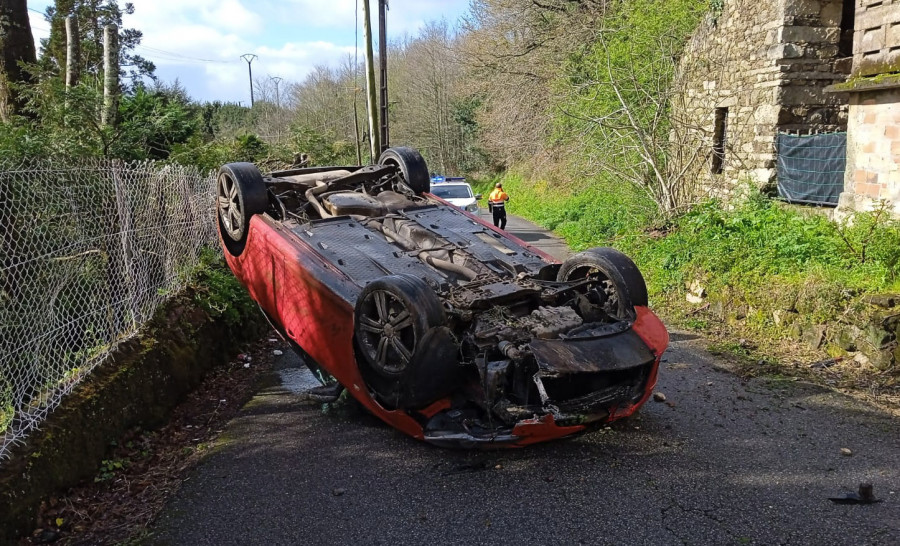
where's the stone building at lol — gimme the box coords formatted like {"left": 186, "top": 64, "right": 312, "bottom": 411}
{"left": 677, "top": 0, "right": 853, "bottom": 200}
{"left": 831, "top": 0, "right": 900, "bottom": 216}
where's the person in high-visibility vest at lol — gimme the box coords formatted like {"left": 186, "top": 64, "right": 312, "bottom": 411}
{"left": 488, "top": 182, "right": 510, "bottom": 229}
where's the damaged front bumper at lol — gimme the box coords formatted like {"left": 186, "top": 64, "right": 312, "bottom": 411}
{"left": 421, "top": 309, "right": 666, "bottom": 448}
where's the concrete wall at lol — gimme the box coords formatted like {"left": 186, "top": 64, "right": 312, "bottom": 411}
{"left": 677, "top": 0, "right": 849, "bottom": 200}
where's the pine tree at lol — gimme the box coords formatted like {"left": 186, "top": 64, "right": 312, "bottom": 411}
{"left": 0, "top": 0, "right": 37, "bottom": 121}
{"left": 39, "top": 1, "right": 154, "bottom": 87}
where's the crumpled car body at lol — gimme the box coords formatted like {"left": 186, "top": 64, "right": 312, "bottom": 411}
{"left": 217, "top": 147, "right": 668, "bottom": 447}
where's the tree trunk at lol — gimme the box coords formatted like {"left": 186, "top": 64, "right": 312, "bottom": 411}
{"left": 101, "top": 24, "right": 118, "bottom": 127}
{"left": 65, "top": 15, "right": 80, "bottom": 88}
{"left": 0, "top": 0, "right": 37, "bottom": 122}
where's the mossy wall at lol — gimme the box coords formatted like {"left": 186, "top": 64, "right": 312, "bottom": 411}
{"left": 0, "top": 288, "right": 266, "bottom": 541}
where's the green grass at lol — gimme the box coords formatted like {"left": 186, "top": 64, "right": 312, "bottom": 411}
{"left": 481, "top": 170, "right": 900, "bottom": 343}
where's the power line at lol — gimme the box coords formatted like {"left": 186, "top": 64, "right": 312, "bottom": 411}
{"left": 136, "top": 45, "right": 234, "bottom": 64}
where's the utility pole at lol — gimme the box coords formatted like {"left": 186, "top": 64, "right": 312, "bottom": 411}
{"left": 65, "top": 15, "right": 80, "bottom": 88}
{"left": 378, "top": 0, "right": 390, "bottom": 153}
{"left": 101, "top": 24, "right": 119, "bottom": 127}
{"left": 271, "top": 76, "right": 283, "bottom": 108}
{"left": 362, "top": 0, "right": 380, "bottom": 162}
{"left": 241, "top": 54, "right": 257, "bottom": 106}
{"left": 353, "top": 97, "right": 363, "bottom": 165}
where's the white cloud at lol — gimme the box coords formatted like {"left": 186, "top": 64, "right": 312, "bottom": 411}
{"left": 27, "top": 0, "right": 471, "bottom": 102}
{"left": 127, "top": 0, "right": 263, "bottom": 33}
{"left": 199, "top": 0, "right": 264, "bottom": 34}
{"left": 269, "top": 0, "right": 357, "bottom": 29}
{"left": 256, "top": 0, "right": 469, "bottom": 35}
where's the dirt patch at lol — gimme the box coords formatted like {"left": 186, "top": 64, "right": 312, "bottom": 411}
{"left": 673, "top": 316, "right": 900, "bottom": 416}
{"left": 19, "top": 339, "right": 282, "bottom": 545}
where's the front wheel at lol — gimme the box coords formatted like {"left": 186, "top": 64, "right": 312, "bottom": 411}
{"left": 557, "top": 247, "right": 648, "bottom": 319}
{"left": 353, "top": 274, "right": 458, "bottom": 408}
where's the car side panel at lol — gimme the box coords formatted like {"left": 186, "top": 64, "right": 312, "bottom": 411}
{"left": 225, "top": 215, "right": 427, "bottom": 439}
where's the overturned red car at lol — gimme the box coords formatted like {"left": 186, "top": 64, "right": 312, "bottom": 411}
{"left": 217, "top": 147, "right": 668, "bottom": 447}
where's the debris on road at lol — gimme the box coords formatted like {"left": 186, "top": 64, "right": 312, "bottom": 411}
{"left": 829, "top": 483, "right": 882, "bottom": 505}
{"left": 810, "top": 358, "right": 841, "bottom": 369}
{"left": 273, "top": 350, "right": 283, "bottom": 356}
{"left": 653, "top": 392, "right": 667, "bottom": 402}
{"left": 841, "top": 448, "right": 853, "bottom": 457}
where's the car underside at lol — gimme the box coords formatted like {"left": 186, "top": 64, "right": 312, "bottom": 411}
{"left": 217, "top": 147, "right": 668, "bottom": 447}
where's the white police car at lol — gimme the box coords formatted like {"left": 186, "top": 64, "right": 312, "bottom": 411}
{"left": 429, "top": 176, "right": 481, "bottom": 213}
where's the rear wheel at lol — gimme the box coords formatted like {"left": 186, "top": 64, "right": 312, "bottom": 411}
{"left": 557, "top": 247, "right": 648, "bottom": 319}
{"left": 378, "top": 147, "right": 430, "bottom": 195}
{"left": 217, "top": 162, "right": 268, "bottom": 256}
{"left": 354, "top": 274, "right": 458, "bottom": 408}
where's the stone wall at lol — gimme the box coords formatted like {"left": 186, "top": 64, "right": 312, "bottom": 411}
{"left": 854, "top": 0, "right": 900, "bottom": 77}
{"left": 834, "top": 0, "right": 900, "bottom": 217}
{"left": 0, "top": 284, "right": 267, "bottom": 542}
{"left": 677, "top": 0, "right": 849, "bottom": 200}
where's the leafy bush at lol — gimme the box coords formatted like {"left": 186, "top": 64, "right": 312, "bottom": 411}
{"left": 500, "top": 172, "right": 900, "bottom": 334}
{"left": 189, "top": 249, "right": 258, "bottom": 328}
{"left": 473, "top": 171, "right": 655, "bottom": 250}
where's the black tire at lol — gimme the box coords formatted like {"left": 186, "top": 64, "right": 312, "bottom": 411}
{"left": 378, "top": 147, "right": 430, "bottom": 195}
{"left": 557, "top": 247, "right": 649, "bottom": 317}
{"left": 353, "top": 274, "right": 457, "bottom": 408}
{"left": 217, "top": 162, "right": 268, "bottom": 256}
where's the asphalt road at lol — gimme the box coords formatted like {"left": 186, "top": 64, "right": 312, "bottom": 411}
{"left": 477, "top": 208, "right": 572, "bottom": 262}
{"left": 151, "top": 215, "right": 900, "bottom": 546}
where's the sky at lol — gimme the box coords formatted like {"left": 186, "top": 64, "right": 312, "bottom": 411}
{"left": 26, "top": 0, "right": 471, "bottom": 104}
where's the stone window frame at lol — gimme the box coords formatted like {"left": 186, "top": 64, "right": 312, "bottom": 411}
{"left": 711, "top": 107, "right": 728, "bottom": 175}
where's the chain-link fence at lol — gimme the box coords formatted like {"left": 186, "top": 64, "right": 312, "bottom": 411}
{"left": 0, "top": 160, "right": 218, "bottom": 462}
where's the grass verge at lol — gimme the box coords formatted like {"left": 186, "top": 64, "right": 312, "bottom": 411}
{"left": 473, "top": 171, "right": 900, "bottom": 403}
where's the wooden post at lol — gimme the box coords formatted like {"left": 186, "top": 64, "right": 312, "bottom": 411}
{"left": 353, "top": 93, "right": 363, "bottom": 165}
{"left": 65, "top": 15, "right": 80, "bottom": 88}
{"left": 362, "top": 0, "right": 380, "bottom": 163}
{"left": 111, "top": 161, "right": 137, "bottom": 330}
{"left": 378, "top": 0, "right": 389, "bottom": 153}
{"left": 101, "top": 24, "right": 118, "bottom": 127}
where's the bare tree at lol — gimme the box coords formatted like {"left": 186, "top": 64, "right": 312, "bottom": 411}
{"left": 458, "top": 0, "right": 611, "bottom": 169}
{"left": 390, "top": 22, "right": 462, "bottom": 173}
{"left": 554, "top": 6, "right": 763, "bottom": 216}
{"left": 556, "top": 32, "right": 710, "bottom": 215}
